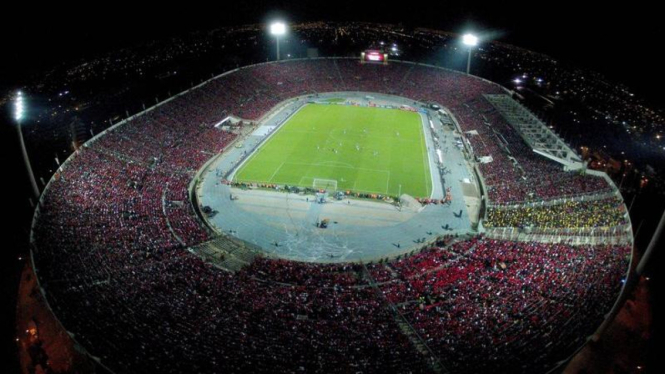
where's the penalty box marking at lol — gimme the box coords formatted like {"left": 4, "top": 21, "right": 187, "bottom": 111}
{"left": 267, "top": 162, "right": 285, "bottom": 183}
{"left": 284, "top": 162, "right": 391, "bottom": 194}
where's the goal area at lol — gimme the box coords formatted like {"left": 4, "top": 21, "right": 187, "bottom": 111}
{"left": 313, "top": 178, "right": 338, "bottom": 191}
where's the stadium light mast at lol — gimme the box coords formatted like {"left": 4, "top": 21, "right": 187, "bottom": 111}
{"left": 14, "top": 91, "right": 40, "bottom": 200}
{"left": 270, "top": 22, "right": 287, "bottom": 61}
{"left": 462, "top": 33, "right": 478, "bottom": 75}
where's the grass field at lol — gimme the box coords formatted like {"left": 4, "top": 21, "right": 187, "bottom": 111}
{"left": 234, "top": 104, "right": 432, "bottom": 197}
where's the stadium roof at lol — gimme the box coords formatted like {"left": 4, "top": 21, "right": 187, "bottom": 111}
{"left": 484, "top": 94, "right": 584, "bottom": 169}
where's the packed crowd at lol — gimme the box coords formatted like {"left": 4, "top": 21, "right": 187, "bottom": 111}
{"left": 370, "top": 237, "right": 631, "bottom": 373}
{"left": 43, "top": 251, "right": 431, "bottom": 374}
{"left": 484, "top": 197, "right": 628, "bottom": 229}
{"left": 32, "top": 59, "right": 631, "bottom": 374}
{"left": 244, "top": 257, "right": 364, "bottom": 287}
{"left": 94, "top": 87, "right": 237, "bottom": 173}
{"left": 452, "top": 99, "right": 613, "bottom": 204}
{"left": 33, "top": 226, "right": 630, "bottom": 374}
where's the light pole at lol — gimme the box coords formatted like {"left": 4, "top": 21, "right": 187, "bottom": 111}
{"left": 14, "top": 91, "right": 40, "bottom": 200}
{"left": 462, "top": 33, "right": 478, "bottom": 75}
{"left": 270, "top": 22, "right": 286, "bottom": 61}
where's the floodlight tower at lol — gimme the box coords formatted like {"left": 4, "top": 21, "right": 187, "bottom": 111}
{"left": 14, "top": 91, "right": 40, "bottom": 200}
{"left": 462, "top": 33, "right": 478, "bottom": 75}
{"left": 270, "top": 22, "right": 287, "bottom": 61}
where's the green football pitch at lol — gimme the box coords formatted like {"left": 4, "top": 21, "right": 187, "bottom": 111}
{"left": 234, "top": 104, "right": 432, "bottom": 197}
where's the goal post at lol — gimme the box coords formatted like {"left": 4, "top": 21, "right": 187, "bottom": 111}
{"left": 313, "top": 178, "right": 338, "bottom": 191}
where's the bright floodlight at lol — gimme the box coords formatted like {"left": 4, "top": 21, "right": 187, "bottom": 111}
{"left": 270, "top": 22, "right": 286, "bottom": 36}
{"left": 462, "top": 33, "right": 478, "bottom": 47}
{"left": 15, "top": 93, "right": 24, "bottom": 121}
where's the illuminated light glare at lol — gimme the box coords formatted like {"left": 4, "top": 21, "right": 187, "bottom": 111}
{"left": 270, "top": 22, "right": 286, "bottom": 36}
{"left": 462, "top": 33, "right": 478, "bottom": 46}
{"left": 15, "top": 93, "right": 25, "bottom": 121}
{"left": 513, "top": 78, "right": 522, "bottom": 84}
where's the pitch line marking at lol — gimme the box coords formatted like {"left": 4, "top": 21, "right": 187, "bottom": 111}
{"left": 284, "top": 161, "right": 390, "bottom": 174}
{"left": 317, "top": 160, "right": 356, "bottom": 168}
{"left": 267, "top": 162, "right": 285, "bottom": 183}
{"left": 419, "top": 112, "right": 434, "bottom": 197}
{"left": 386, "top": 171, "right": 391, "bottom": 195}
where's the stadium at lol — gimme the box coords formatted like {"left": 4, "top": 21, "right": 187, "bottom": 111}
{"left": 25, "top": 54, "right": 636, "bottom": 374}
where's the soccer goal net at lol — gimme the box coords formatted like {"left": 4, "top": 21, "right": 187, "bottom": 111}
{"left": 313, "top": 178, "right": 338, "bottom": 191}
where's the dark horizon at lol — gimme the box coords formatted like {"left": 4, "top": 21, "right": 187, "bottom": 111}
{"left": 2, "top": 3, "right": 664, "bottom": 108}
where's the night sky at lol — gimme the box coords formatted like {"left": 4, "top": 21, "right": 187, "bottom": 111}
{"left": 2, "top": 2, "right": 664, "bottom": 106}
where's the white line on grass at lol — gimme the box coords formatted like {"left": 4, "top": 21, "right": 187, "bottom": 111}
{"left": 419, "top": 112, "right": 434, "bottom": 198}
{"left": 268, "top": 162, "right": 285, "bottom": 183}
{"left": 285, "top": 161, "right": 389, "bottom": 174}
{"left": 231, "top": 103, "right": 310, "bottom": 181}
{"left": 317, "top": 160, "right": 356, "bottom": 168}
{"left": 386, "top": 171, "right": 391, "bottom": 195}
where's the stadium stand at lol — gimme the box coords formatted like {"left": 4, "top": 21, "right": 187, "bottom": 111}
{"left": 485, "top": 197, "right": 628, "bottom": 229}
{"left": 31, "top": 58, "right": 631, "bottom": 374}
